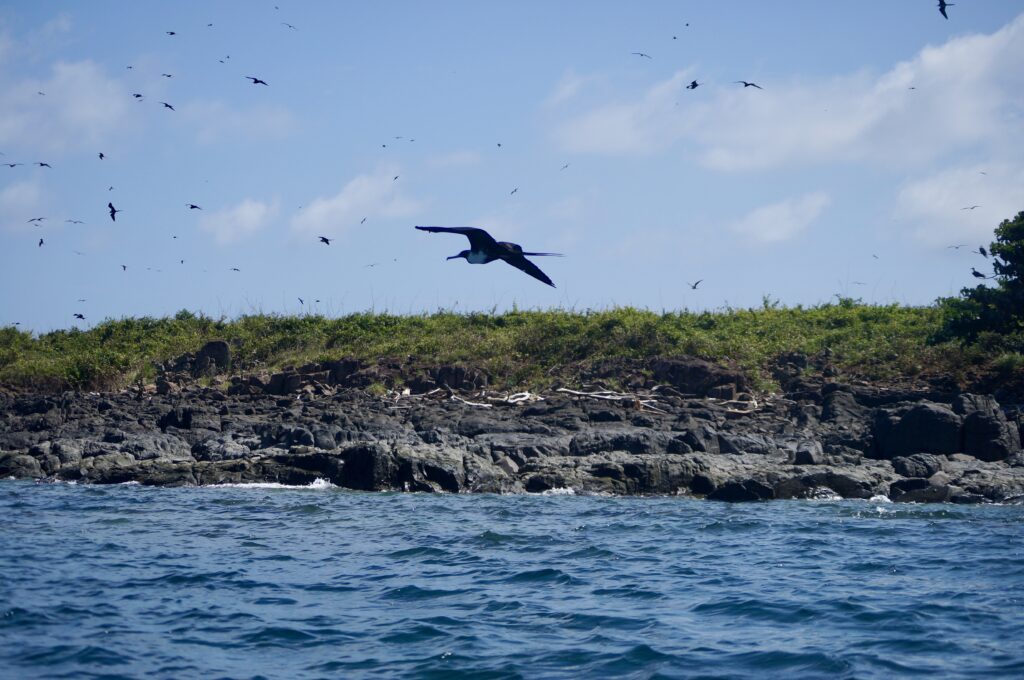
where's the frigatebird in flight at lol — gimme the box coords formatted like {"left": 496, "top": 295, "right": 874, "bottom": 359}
{"left": 977, "top": 246, "right": 988, "bottom": 258}
{"left": 160, "top": 102, "right": 175, "bottom": 110}
{"left": 735, "top": 81, "right": 763, "bottom": 89}
{"left": 686, "top": 80, "right": 700, "bottom": 90}
{"left": 98, "top": 152, "right": 105, "bottom": 160}
{"left": 35, "top": 162, "right": 51, "bottom": 168}
{"left": 688, "top": 280, "right": 703, "bottom": 290}
{"left": 415, "top": 226, "right": 563, "bottom": 287}
{"left": 38, "top": 238, "right": 44, "bottom": 247}
{"left": 187, "top": 204, "right": 202, "bottom": 210}
{"left": 108, "top": 202, "right": 121, "bottom": 221}
{"left": 961, "top": 205, "right": 981, "bottom": 210}
{"left": 319, "top": 236, "right": 332, "bottom": 245}
{"left": 938, "top": 0, "right": 953, "bottom": 20}
{"left": 245, "top": 76, "right": 268, "bottom": 86}
{"left": 632, "top": 52, "right": 652, "bottom": 59}
{"left": 73, "top": 313, "right": 85, "bottom": 320}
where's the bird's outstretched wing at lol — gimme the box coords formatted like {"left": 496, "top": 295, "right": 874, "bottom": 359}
{"left": 500, "top": 253, "right": 555, "bottom": 287}
{"left": 415, "top": 226, "right": 499, "bottom": 252}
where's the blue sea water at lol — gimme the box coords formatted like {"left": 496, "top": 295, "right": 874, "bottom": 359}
{"left": 1, "top": 481, "right": 1022, "bottom": 679}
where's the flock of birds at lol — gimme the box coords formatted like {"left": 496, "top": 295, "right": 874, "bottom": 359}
{"left": 2, "top": 0, "right": 999, "bottom": 328}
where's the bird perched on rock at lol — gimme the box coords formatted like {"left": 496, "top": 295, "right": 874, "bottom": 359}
{"left": 415, "top": 225, "right": 563, "bottom": 287}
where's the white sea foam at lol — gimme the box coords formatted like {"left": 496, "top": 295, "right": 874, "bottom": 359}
{"left": 208, "top": 477, "right": 337, "bottom": 490}
{"left": 539, "top": 487, "right": 576, "bottom": 496}
{"left": 869, "top": 494, "right": 892, "bottom": 503}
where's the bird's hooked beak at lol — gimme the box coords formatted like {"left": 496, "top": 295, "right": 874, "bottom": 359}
{"left": 447, "top": 250, "right": 468, "bottom": 261}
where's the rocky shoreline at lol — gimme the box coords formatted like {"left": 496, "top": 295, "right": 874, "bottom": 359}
{"left": 2, "top": 347, "right": 1022, "bottom": 503}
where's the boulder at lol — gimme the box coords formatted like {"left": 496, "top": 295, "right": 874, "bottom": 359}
{"left": 649, "top": 357, "right": 748, "bottom": 396}
{"left": 962, "top": 410, "right": 1020, "bottom": 462}
{"left": 192, "top": 340, "right": 231, "bottom": 377}
{"left": 708, "top": 479, "right": 775, "bottom": 502}
{"left": 872, "top": 402, "right": 962, "bottom": 458}
{"left": 892, "top": 453, "right": 945, "bottom": 478}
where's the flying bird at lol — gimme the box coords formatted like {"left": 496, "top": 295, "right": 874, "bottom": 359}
{"left": 98, "top": 152, "right": 105, "bottom": 160}
{"left": 282, "top": 22, "right": 297, "bottom": 29}
{"left": 735, "top": 80, "right": 763, "bottom": 89}
{"left": 160, "top": 102, "right": 175, "bottom": 110}
{"left": 3, "top": 163, "right": 23, "bottom": 168}
{"left": 166, "top": 31, "right": 176, "bottom": 35}
{"left": 687, "top": 280, "right": 703, "bottom": 290}
{"left": 632, "top": 52, "right": 653, "bottom": 59}
{"left": 560, "top": 163, "right": 570, "bottom": 170}
{"left": 187, "top": 204, "right": 202, "bottom": 210}
{"left": 361, "top": 217, "right": 367, "bottom": 224}
{"left": 73, "top": 313, "right": 85, "bottom": 320}
{"left": 245, "top": 76, "right": 268, "bottom": 85}
{"left": 415, "top": 225, "right": 563, "bottom": 287}
{"left": 961, "top": 205, "right": 981, "bottom": 210}
{"left": 38, "top": 238, "right": 44, "bottom": 247}
{"left": 35, "top": 162, "right": 51, "bottom": 168}
{"left": 108, "top": 202, "right": 121, "bottom": 221}
{"left": 946, "top": 244, "right": 968, "bottom": 249}
{"left": 27, "top": 217, "right": 45, "bottom": 223}
{"left": 510, "top": 187, "right": 518, "bottom": 195}
{"left": 121, "top": 264, "right": 127, "bottom": 271}
{"left": 938, "top": 0, "right": 953, "bottom": 19}
{"left": 686, "top": 80, "right": 700, "bottom": 90}
{"left": 319, "top": 236, "right": 332, "bottom": 245}
{"left": 298, "top": 297, "right": 304, "bottom": 305}
{"left": 393, "top": 175, "right": 399, "bottom": 181}
{"left": 161, "top": 73, "right": 173, "bottom": 78}
{"left": 65, "top": 219, "right": 84, "bottom": 224}
{"left": 977, "top": 246, "right": 988, "bottom": 258}
{"left": 230, "top": 267, "right": 240, "bottom": 272}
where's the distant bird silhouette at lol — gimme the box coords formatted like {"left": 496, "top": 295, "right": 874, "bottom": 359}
{"left": 161, "top": 73, "right": 173, "bottom": 78}
{"left": 686, "top": 80, "right": 700, "bottom": 90}
{"left": 946, "top": 244, "right": 968, "bottom": 249}
{"left": 245, "top": 76, "right": 268, "bottom": 86}
{"left": 632, "top": 52, "right": 653, "bottom": 59}
{"left": 393, "top": 175, "right": 399, "bottom": 181}
{"left": 38, "top": 238, "right": 44, "bottom": 247}
{"left": 65, "top": 219, "right": 84, "bottom": 224}
{"left": 938, "top": 0, "right": 953, "bottom": 19}
{"left": 35, "top": 162, "right": 51, "bottom": 168}
{"left": 160, "top": 102, "right": 175, "bottom": 110}
{"left": 77, "top": 298, "right": 86, "bottom": 302}
{"left": 319, "top": 236, "right": 332, "bottom": 245}
{"left": 298, "top": 297, "right": 304, "bottom": 305}
{"left": 977, "top": 246, "right": 988, "bottom": 258}
{"left": 361, "top": 217, "right": 367, "bottom": 224}
{"left": 415, "top": 225, "right": 563, "bottom": 287}
{"left": 108, "top": 186, "right": 115, "bottom": 191}
{"left": 166, "top": 31, "right": 176, "bottom": 35}
{"left": 73, "top": 313, "right": 85, "bottom": 320}
{"left": 98, "top": 152, "right": 105, "bottom": 160}
{"left": 497, "top": 143, "right": 502, "bottom": 148}
{"left": 230, "top": 267, "right": 240, "bottom": 272}
{"left": 4, "top": 163, "right": 23, "bottom": 168}
{"left": 735, "top": 80, "right": 762, "bottom": 89}
{"left": 282, "top": 22, "right": 297, "bottom": 30}
{"left": 187, "top": 204, "right": 202, "bottom": 210}
{"left": 121, "top": 264, "right": 127, "bottom": 271}
{"left": 108, "top": 202, "right": 121, "bottom": 221}
{"left": 510, "top": 187, "right": 518, "bottom": 195}
{"left": 560, "top": 163, "right": 570, "bottom": 170}
{"left": 688, "top": 279, "right": 703, "bottom": 290}
{"left": 27, "top": 217, "right": 45, "bottom": 223}
{"left": 961, "top": 205, "right": 981, "bottom": 210}
{"left": 971, "top": 267, "right": 988, "bottom": 279}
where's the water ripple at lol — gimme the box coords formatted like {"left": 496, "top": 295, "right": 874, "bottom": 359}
{"left": 1, "top": 480, "right": 1023, "bottom": 679}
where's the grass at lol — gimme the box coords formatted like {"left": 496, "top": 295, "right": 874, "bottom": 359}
{"left": 0, "top": 302, "right": 1005, "bottom": 393}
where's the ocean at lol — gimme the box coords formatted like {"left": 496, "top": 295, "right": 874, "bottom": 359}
{"left": 1, "top": 480, "right": 1022, "bottom": 679}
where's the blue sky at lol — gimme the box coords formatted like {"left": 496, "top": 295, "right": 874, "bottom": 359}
{"left": 2, "top": 1, "right": 1023, "bottom": 331}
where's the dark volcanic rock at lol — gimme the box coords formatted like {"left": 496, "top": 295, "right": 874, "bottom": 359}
{"left": 2, "top": 370, "right": 1022, "bottom": 504}
{"left": 872, "top": 402, "right": 962, "bottom": 459}
{"left": 649, "top": 357, "right": 747, "bottom": 396}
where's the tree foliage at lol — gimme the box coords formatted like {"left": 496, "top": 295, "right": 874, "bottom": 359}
{"left": 937, "top": 211, "right": 1024, "bottom": 343}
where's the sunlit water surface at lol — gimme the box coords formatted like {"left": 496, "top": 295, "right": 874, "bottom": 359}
{"left": 1, "top": 480, "right": 1022, "bottom": 679}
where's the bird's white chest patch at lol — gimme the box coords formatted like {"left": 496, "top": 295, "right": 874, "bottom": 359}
{"left": 466, "top": 251, "right": 490, "bottom": 264}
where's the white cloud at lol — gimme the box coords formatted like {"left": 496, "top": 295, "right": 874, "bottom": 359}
{"left": 0, "top": 60, "right": 134, "bottom": 152}
{"left": 896, "top": 163, "right": 1024, "bottom": 247}
{"left": 181, "top": 100, "right": 296, "bottom": 144}
{"left": 0, "top": 179, "right": 45, "bottom": 231}
{"left": 729, "top": 192, "right": 831, "bottom": 243}
{"left": 290, "top": 169, "right": 422, "bottom": 238}
{"left": 544, "top": 70, "right": 604, "bottom": 108}
{"left": 552, "top": 14, "right": 1024, "bottom": 171}
{"left": 199, "top": 198, "right": 279, "bottom": 244}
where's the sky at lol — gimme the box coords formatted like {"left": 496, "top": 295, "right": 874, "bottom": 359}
{"left": 1, "top": 1, "right": 1023, "bottom": 332}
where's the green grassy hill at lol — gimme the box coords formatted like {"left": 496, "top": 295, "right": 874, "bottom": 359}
{"left": 1, "top": 302, "right": 1019, "bottom": 394}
